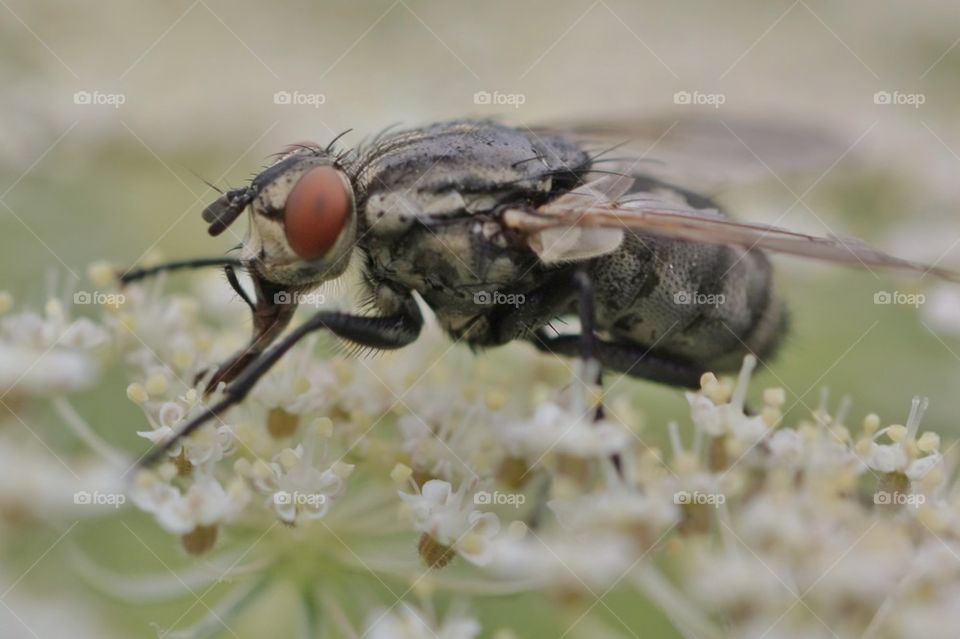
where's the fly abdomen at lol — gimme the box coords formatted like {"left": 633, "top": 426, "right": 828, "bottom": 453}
{"left": 590, "top": 231, "right": 782, "bottom": 373}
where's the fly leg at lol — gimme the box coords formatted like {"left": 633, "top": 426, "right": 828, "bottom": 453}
{"left": 223, "top": 264, "right": 255, "bottom": 311}
{"left": 139, "top": 296, "right": 423, "bottom": 467}
{"left": 530, "top": 332, "right": 703, "bottom": 389}
{"left": 118, "top": 258, "right": 287, "bottom": 390}
{"left": 530, "top": 266, "right": 704, "bottom": 386}
{"left": 572, "top": 268, "right": 604, "bottom": 419}
{"left": 200, "top": 273, "right": 299, "bottom": 391}
{"left": 118, "top": 257, "right": 242, "bottom": 285}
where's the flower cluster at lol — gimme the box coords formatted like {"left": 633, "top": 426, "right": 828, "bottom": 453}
{"left": 2, "top": 266, "right": 959, "bottom": 639}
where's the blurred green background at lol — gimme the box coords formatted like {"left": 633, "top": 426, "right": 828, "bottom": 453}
{"left": 2, "top": 1, "right": 960, "bottom": 637}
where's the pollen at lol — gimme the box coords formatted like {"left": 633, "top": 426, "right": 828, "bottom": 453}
{"left": 278, "top": 448, "right": 300, "bottom": 470}
{"left": 87, "top": 261, "right": 116, "bottom": 288}
{"left": 862, "top": 413, "right": 881, "bottom": 435}
{"left": 887, "top": 425, "right": 908, "bottom": 443}
{"left": 507, "top": 520, "right": 528, "bottom": 538}
{"left": 763, "top": 387, "right": 786, "bottom": 407}
{"left": 390, "top": 463, "right": 413, "bottom": 486}
{"left": 917, "top": 431, "right": 941, "bottom": 453}
{"left": 699, "top": 372, "right": 718, "bottom": 390}
{"left": 145, "top": 374, "right": 168, "bottom": 396}
{"left": 459, "top": 532, "right": 484, "bottom": 556}
{"left": 126, "top": 382, "right": 148, "bottom": 404}
{"left": 44, "top": 299, "right": 63, "bottom": 319}
{"left": 172, "top": 349, "right": 194, "bottom": 369}
{"left": 707, "top": 378, "right": 733, "bottom": 404}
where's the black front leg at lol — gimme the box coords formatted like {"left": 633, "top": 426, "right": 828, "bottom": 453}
{"left": 139, "top": 299, "right": 423, "bottom": 467}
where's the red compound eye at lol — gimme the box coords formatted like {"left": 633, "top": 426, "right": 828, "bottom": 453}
{"left": 283, "top": 166, "right": 351, "bottom": 260}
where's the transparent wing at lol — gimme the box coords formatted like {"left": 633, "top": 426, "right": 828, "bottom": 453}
{"left": 503, "top": 175, "right": 960, "bottom": 282}
{"left": 530, "top": 115, "right": 845, "bottom": 189}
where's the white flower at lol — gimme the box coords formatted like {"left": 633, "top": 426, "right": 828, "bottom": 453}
{"left": 861, "top": 397, "right": 942, "bottom": 483}
{"left": 0, "top": 300, "right": 108, "bottom": 395}
{"left": 684, "top": 549, "right": 795, "bottom": 614}
{"left": 0, "top": 573, "right": 119, "bottom": 639}
{"left": 502, "top": 402, "right": 630, "bottom": 460}
{"left": 399, "top": 479, "right": 501, "bottom": 566}
{"left": 364, "top": 603, "right": 481, "bottom": 639}
{"left": 0, "top": 436, "right": 121, "bottom": 520}
{"left": 485, "top": 528, "right": 635, "bottom": 590}
{"left": 1, "top": 300, "right": 109, "bottom": 351}
{"left": 13, "top": 268, "right": 960, "bottom": 639}
{"left": 396, "top": 408, "right": 499, "bottom": 482}
{"left": 131, "top": 473, "right": 249, "bottom": 535}
{"left": 685, "top": 392, "right": 767, "bottom": 449}
{"left": 240, "top": 421, "right": 353, "bottom": 524}
{"left": 251, "top": 336, "right": 329, "bottom": 415}
{"left": 921, "top": 283, "right": 960, "bottom": 336}
{"left": 549, "top": 485, "right": 679, "bottom": 542}
{"left": 0, "top": 342, "right": 99, "bottom": 395}
{"left": 136, "top": 397, "right": 234, "bottom": 466}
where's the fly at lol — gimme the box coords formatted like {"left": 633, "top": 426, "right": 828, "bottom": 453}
{"left": 121, "top": 119, "right": 960, "bottom": 466}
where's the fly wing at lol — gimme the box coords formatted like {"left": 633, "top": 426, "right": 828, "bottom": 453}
{"left": 524, "top": 175, "right": 629, "bottom": 263}
{"left": 531, "top": 116, "right": 845, "bottom": 189}
{"left": 503, "top": 176, "right": 960, "bottom": 282}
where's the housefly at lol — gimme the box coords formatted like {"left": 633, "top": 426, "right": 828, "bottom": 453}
{"left": 122, "top": 118, "right": 960, "bottom": 466}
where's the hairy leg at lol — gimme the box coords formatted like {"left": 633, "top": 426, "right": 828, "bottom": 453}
{"left": 139, "top": 300, "right": 423, "bottom": 467}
